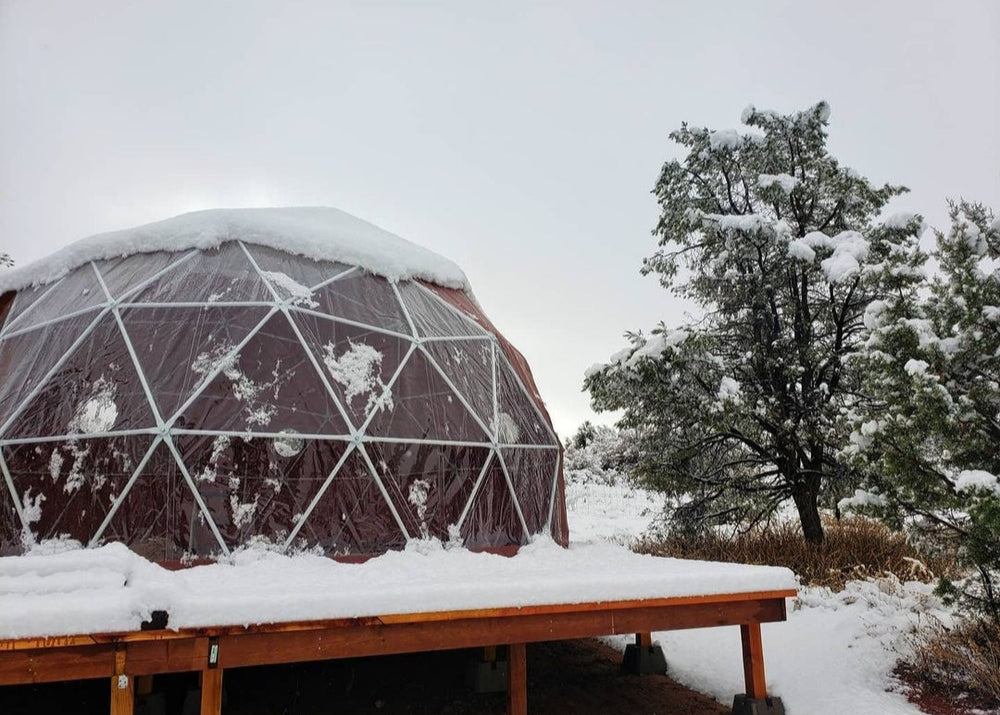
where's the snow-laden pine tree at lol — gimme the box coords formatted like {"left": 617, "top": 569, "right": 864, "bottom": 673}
{"left": 847, "top": 202, "right": 1000, "bottom": 620}
{"left": 585, "top": 102, "right": 925, "bottom": 544}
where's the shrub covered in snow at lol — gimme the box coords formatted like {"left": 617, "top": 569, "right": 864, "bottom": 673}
{"left": 564, "top": 422, "right": 637, "bottom": 486}
{"left": 848, "top": 201, "right": 1000, "bottom": 623}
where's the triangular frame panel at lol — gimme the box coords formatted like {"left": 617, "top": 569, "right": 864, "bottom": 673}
{"left": 4, "top": 313, "right": 158, "bottom": 439}
{"left": 366, "top": 441, "right": 490, "bottom": 542}
{"left": 172, "top": 312, "right": 350, "bottom": 437}
{"left": 292, "top": 447, "right": 407, "bottom": 556}
{"left": 364, "top": 348, "right": 490, "bottom": 443}
{"left": 291, "top": 311, "right": 413, "bottom": 434}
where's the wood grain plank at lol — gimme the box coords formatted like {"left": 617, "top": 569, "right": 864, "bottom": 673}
{"left": 507, "top": 643, "right": 527, "bottom": 715}
{"left": 200, "top": 668, "right": 223, "bottom": 715}
{"left": 740, "top": 623, "right": 767, "bottom": 698}
{"left": 0, "top": 589, "right": 796, "bottom": 651}
{"left": 110, "top": 648, "right": 133, "bottom": 715}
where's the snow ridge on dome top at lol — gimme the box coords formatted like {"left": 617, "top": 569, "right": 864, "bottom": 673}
{"left": 0, "top": 207, "right": 470, "bottom": 293}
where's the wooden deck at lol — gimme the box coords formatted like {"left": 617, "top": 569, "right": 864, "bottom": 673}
{"left": 0, "top": 588, "right": 795, "bottom": 714}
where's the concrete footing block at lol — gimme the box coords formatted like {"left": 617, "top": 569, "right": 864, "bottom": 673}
{"left": 731, "top": 694, "right": 786, "bottom": 714}
{"left": 620, "top": 643, "right": 667, "bottom": 675}
{"left": 467, "top": 652, "right": 508, "bottom": 693}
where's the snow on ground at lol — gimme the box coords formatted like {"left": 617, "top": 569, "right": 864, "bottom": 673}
{"left": 566, "top": 473, "right": 952, "bottom": 714}
{"left": 565, "top": 478, "right": 665, "bottom": 546}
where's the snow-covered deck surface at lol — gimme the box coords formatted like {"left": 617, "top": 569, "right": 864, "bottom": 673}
{"left": 0, "top": 538, "right": 795, "bottom": 641}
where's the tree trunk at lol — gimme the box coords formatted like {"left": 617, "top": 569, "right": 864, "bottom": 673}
{"left": 791, "top": 478, "right": 825, "bottom": 545}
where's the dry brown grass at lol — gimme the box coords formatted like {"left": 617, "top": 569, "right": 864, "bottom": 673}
{"left": 635, "top": 516, "right": 956, "bottom": 589}
{"left": 897, "top": 617, "right": 1000, "bottom": 711}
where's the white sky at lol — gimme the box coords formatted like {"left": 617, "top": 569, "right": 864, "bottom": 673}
{"left": 1, "top": 0, "right": 998, "bottom": 439}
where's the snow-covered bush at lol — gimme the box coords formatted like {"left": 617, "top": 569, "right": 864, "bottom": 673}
{"left": 564, "top": 422, "right": 637, "bottom": 485}
{"left": 849, "top": 202, "right": 1000, "bottom": 622}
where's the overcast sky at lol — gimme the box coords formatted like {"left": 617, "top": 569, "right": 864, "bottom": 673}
{"left": 1, "top": 0, "right": 998, "bottom": 438}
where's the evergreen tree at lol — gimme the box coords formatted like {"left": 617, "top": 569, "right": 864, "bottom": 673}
{"left": 585, "top": 102, "right": 924, "bottom": 544}
{"left": 847, "top": 202, "right": 1000, "bottom": 620}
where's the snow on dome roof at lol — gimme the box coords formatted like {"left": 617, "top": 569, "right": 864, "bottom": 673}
{"left": 0, "top": 207, "right": 470, "bottom": 294}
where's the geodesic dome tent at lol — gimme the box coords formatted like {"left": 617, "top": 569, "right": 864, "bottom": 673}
{"left": 0, "top": 208, "right": 568, "bottom": 563}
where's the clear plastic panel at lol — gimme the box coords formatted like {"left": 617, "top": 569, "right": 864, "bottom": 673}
{"left": 6, "top": 436, "right": 154, "bottom": 548}
{"left": 94, "top": 251, "right": 190, "bottom": 301}
{"left": 0, "top": 473, "right": 21, "bottom": 555}
{"left": 173, "top": 312, "right": 349, "bottom": 436}
{"left": 179, "top": 433, "right": 343, "bottom": 551}
{"left": 98, "top": 441, "right": 218, "bottom": 562}
{"left": 293, "top": 448, "right": 406, "bottom": 556}
{"left": 5, "top": 314, "right": 158, "bottom": 439}
{"left": 0, "top": 311, "right": 103, "bottom": 433}
{"left": 364, "top": 349, "right": 489, "bottom": 442}
{"left": 292, "top": 312, "right": 412, "bottom": 432}
{"left": 128, "top": 242, "right": 272, "bottom": 304}
{"left": 501, "top": 447, "right": 558, "bottom": 536}
{"left": 119, "top": 305, "right": 271, "bottom": 422}
{"left": 4, "top": 284, "right": 52, "bottom": 333}
{"left": 395, "top": 281, "right": 488, "bottom": 338}
{"left": 551, "top": 467, "right": 569, "bottom": 546}
{"left": 365, "top": 442, "right": 489, "bottom": 541}
{"left": 0, "top": 292, "right": 12, "bottom": 334}
{"left": 496, "top": 359, "right": 554, "bottom": 446}
{"left": 307, "top": 272, "right": 411, "bottom": 335}
{"left": 245, "top": 244, "right": 353, "bottom": 295}
{"left": 422, "top": 283, "right": 494, "bottom": 332}
{"left": 420, "top": 340, "right": 494, "bottom": 430}
{"left": 4, "top": 264, "right": 106, "bottom": 332}
{"left": 459, "top": 457, "right": 524, "bottom": 549}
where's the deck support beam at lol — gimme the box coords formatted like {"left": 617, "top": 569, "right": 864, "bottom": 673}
{"left": 200, "top": 667, "right": 223, "bottom": 715}
{"left": 731, "top": 623, "right": 785, "bottom": 714}
{"left": 740, "top": 623, "right": 766, "bottom": 698}
{"left": 506, "top": 642, "right": 526, "bottom": 715}
{"left": 110, "top": 647, "right": 133, "bottom": 715}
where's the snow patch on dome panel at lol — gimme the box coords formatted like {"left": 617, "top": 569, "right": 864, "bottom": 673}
{"left": 322, "top": 342, "right": 392, "bottom": 415}
{"left": 408, "top": 478, "right": 432, "bottom": 539}
{"left": 261, "top": 271, "right": 318, "bottom": 308}
{"left": 191, "top": 342, "right": 292, "bottom": 428}
{"left": 491, "top": 412, "right": 521, "bottom": 444}
{"left": 0, "top": 208, "right": 469, "bottom": 294}
{"left": 69, "top": 376, "right": 119, "bottom": 434}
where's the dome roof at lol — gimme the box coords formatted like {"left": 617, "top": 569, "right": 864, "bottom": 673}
{"left": 0, "top": 209, "right": 567, "bottom": 563}
{"left": 0, "top": 207, "right": 470, "bottom": 294}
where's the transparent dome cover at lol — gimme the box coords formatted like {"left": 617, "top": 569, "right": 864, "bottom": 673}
{"left": 0, "top": 230, "right": 567, "bottom": 563}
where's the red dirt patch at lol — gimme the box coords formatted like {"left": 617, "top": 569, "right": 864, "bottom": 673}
{"left": 895, "top": 663, "right": 1000, "bottom": 715}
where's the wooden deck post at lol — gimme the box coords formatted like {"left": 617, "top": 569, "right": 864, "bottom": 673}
{"left": 200, "top": 668, "right": 224, "bottom": 715}
{"left": 636, "top": 632, "right": 653, "bottom": 649}
{"left": 739, "top": 623, "right": 767, "bottom": 699}
{"left": 110, "top": 647, "right": 133, "bottom": 715}
{"left": 506, "top": 642, "right": 527, "bottom": 715}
